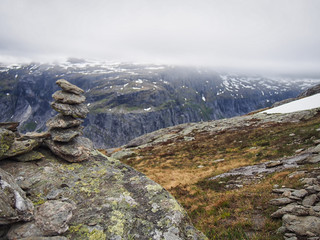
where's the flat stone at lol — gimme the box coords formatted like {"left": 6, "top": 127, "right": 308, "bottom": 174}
{"left": 52, "top": 90, "right": 86, "bottom": 104}
{"left": 273, "top": 188, "right": 295, "bottom": 194}
{"left": 302, "top": 194, "right": 318, "bottom": 206}
{"left": 0, "top": 122, "right": 19, "bottom": 131}
{"left": 1, "top": 139, "right": 39, "bottom": 160}
{"left": 282, "top": 214, "right": 320, "bottom": 236}
{"left": 56, "top": 79, "right": 84, "bottom": 95}
{"left": 0, "top": 168, "right": 34, "bottom": 224}
{"left": 50, "top": 127, "right": 83, "bottom": 142}
{"left": 17, "top": 132, "right": 51, "bottom": 141}
{"left": 46, "top": 114, "right": 83, "bottom": 129}
{"left": 45, "top": 137, "right": 93, "bottom": 162}
{"left": 51, "top": 102, "right": 89, "bottom": 119}
{"left": 14, "top": 151, "right": 45, "bottom": 162}
{"left": 269, "top": 197, "right": 295, "bottom": 206}
{"left": 271, "top": 204, "right": 309, "bottom": 218}
{"left": 266, "top": 160, "right": 283, "bottom": 168}
{"left": 292, "top": 189, "right": 308, "bottom": 198}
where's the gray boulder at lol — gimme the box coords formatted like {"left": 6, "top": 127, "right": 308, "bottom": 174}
{"left": 56, "top": 79, "right": 84, "bottom": 95}
{"left": 52, "top": 90, "right": 86, "bottom": 104}
{"left": 0, "top": 168, "right": 34, "bottom": 224}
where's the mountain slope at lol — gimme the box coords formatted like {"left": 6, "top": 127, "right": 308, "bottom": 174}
{"left": 1, "top": 60, "right": 320, "bottom": 148}
{"left": 113, "top": 107, "right": 320, "bottom": 239}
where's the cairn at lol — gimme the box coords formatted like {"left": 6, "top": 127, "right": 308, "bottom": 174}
{"left": 45, "top": 79, "right": 93, "bottom": 162}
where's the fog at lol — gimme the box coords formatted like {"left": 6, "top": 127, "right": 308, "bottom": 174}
{"left": 0, "top": 0, "right": 320, "bottom": 73}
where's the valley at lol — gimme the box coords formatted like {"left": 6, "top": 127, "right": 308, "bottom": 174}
{"left": 1, "top": 60, "right": 319, "bottom": 148}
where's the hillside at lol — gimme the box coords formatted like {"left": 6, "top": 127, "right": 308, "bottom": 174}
{"left": 1, "top": 60, "right": 320, "bottom": 148}
{"left": 113, "top": 106, "right": 320, "bottom": 239}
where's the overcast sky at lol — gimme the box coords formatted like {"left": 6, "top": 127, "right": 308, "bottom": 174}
{"left": 0, "top": 0, "right": 319, "bottom": 73}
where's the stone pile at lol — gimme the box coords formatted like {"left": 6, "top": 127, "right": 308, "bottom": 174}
{"left": 45, "top": 79, "right": 93, "bottom": 162}
{"left": 270, "top": 145, "right": 320, "bottom": 240}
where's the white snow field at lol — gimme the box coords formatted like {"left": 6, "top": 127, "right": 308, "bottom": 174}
{"left": 262, "top": 93, "right": 320, "bottom": 114}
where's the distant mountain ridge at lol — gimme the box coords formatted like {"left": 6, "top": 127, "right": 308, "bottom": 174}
{"left": 1, "top": 60, "right": 320, "bottom": 148}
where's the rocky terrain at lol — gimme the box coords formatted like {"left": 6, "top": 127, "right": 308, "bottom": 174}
{"left": 1, "top": 59, "right": 320, "bottom": 148}
{"left": 0, "top": 80, "right": 206, "bottom": 240}
{"left": 114, "top": 103, "right": 320, "bottom": 239}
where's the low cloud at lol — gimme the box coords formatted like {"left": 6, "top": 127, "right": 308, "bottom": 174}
{"left": 0, "top": 0, "right": 319, "bottom": 73}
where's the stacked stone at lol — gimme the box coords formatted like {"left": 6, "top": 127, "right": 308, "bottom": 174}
{"left": 269, "top": 144, "right": 320, "bottom": 240}
{"left": 45, "top": 79, "right": 93, "bottom": 162}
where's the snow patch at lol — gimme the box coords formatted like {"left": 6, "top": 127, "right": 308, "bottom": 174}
{"left": 262, "top": 93, "right": 320, "bottom": 114}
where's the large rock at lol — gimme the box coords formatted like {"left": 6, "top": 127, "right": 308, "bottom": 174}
{"left": 0, "top": 168, "right": 34, "bottom": 224}
{"left": 46, "top": 114, "right": 83, "bottom": 129}
{"left": 0, "top": 128, "right": 15, "bottom": 158}
{"left": 45, "top": 137, "right": 93, "bottom": 162}
{"left": 52, "top": 91, "right": 86, "bottom": 104}
{"left": 282, "top": 214, "right": 320, "bottom": 236}
{"left": 0, "top": 149, "right": 207, "bottom": 240}
{"left": 1, "top": 139, "right": 40, "bottom": 160}
{"left": 56, "top": 79, "right": 84, "bottom": 95}
{"left": 51, "top": 102, "right": 89, "bottom": 119}
{"left": 7, "top": 200, "right": 75, "bottom": 239}
{"left": 50, "top": 127, "right": 82, "bottom": 142}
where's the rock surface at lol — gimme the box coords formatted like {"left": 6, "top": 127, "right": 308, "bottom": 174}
{"left": 0, "top": 168, "right": 34, "bottom": 224}
{"left": 7, "top": 200, "right": 75, "bottom": 239}
{"left": 0, "top": 149, "right": 207, "bottom": 240}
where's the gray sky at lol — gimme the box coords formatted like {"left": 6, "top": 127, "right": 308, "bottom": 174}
{"left": 0, "top": 0, "right": 320, "bottom": 73}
